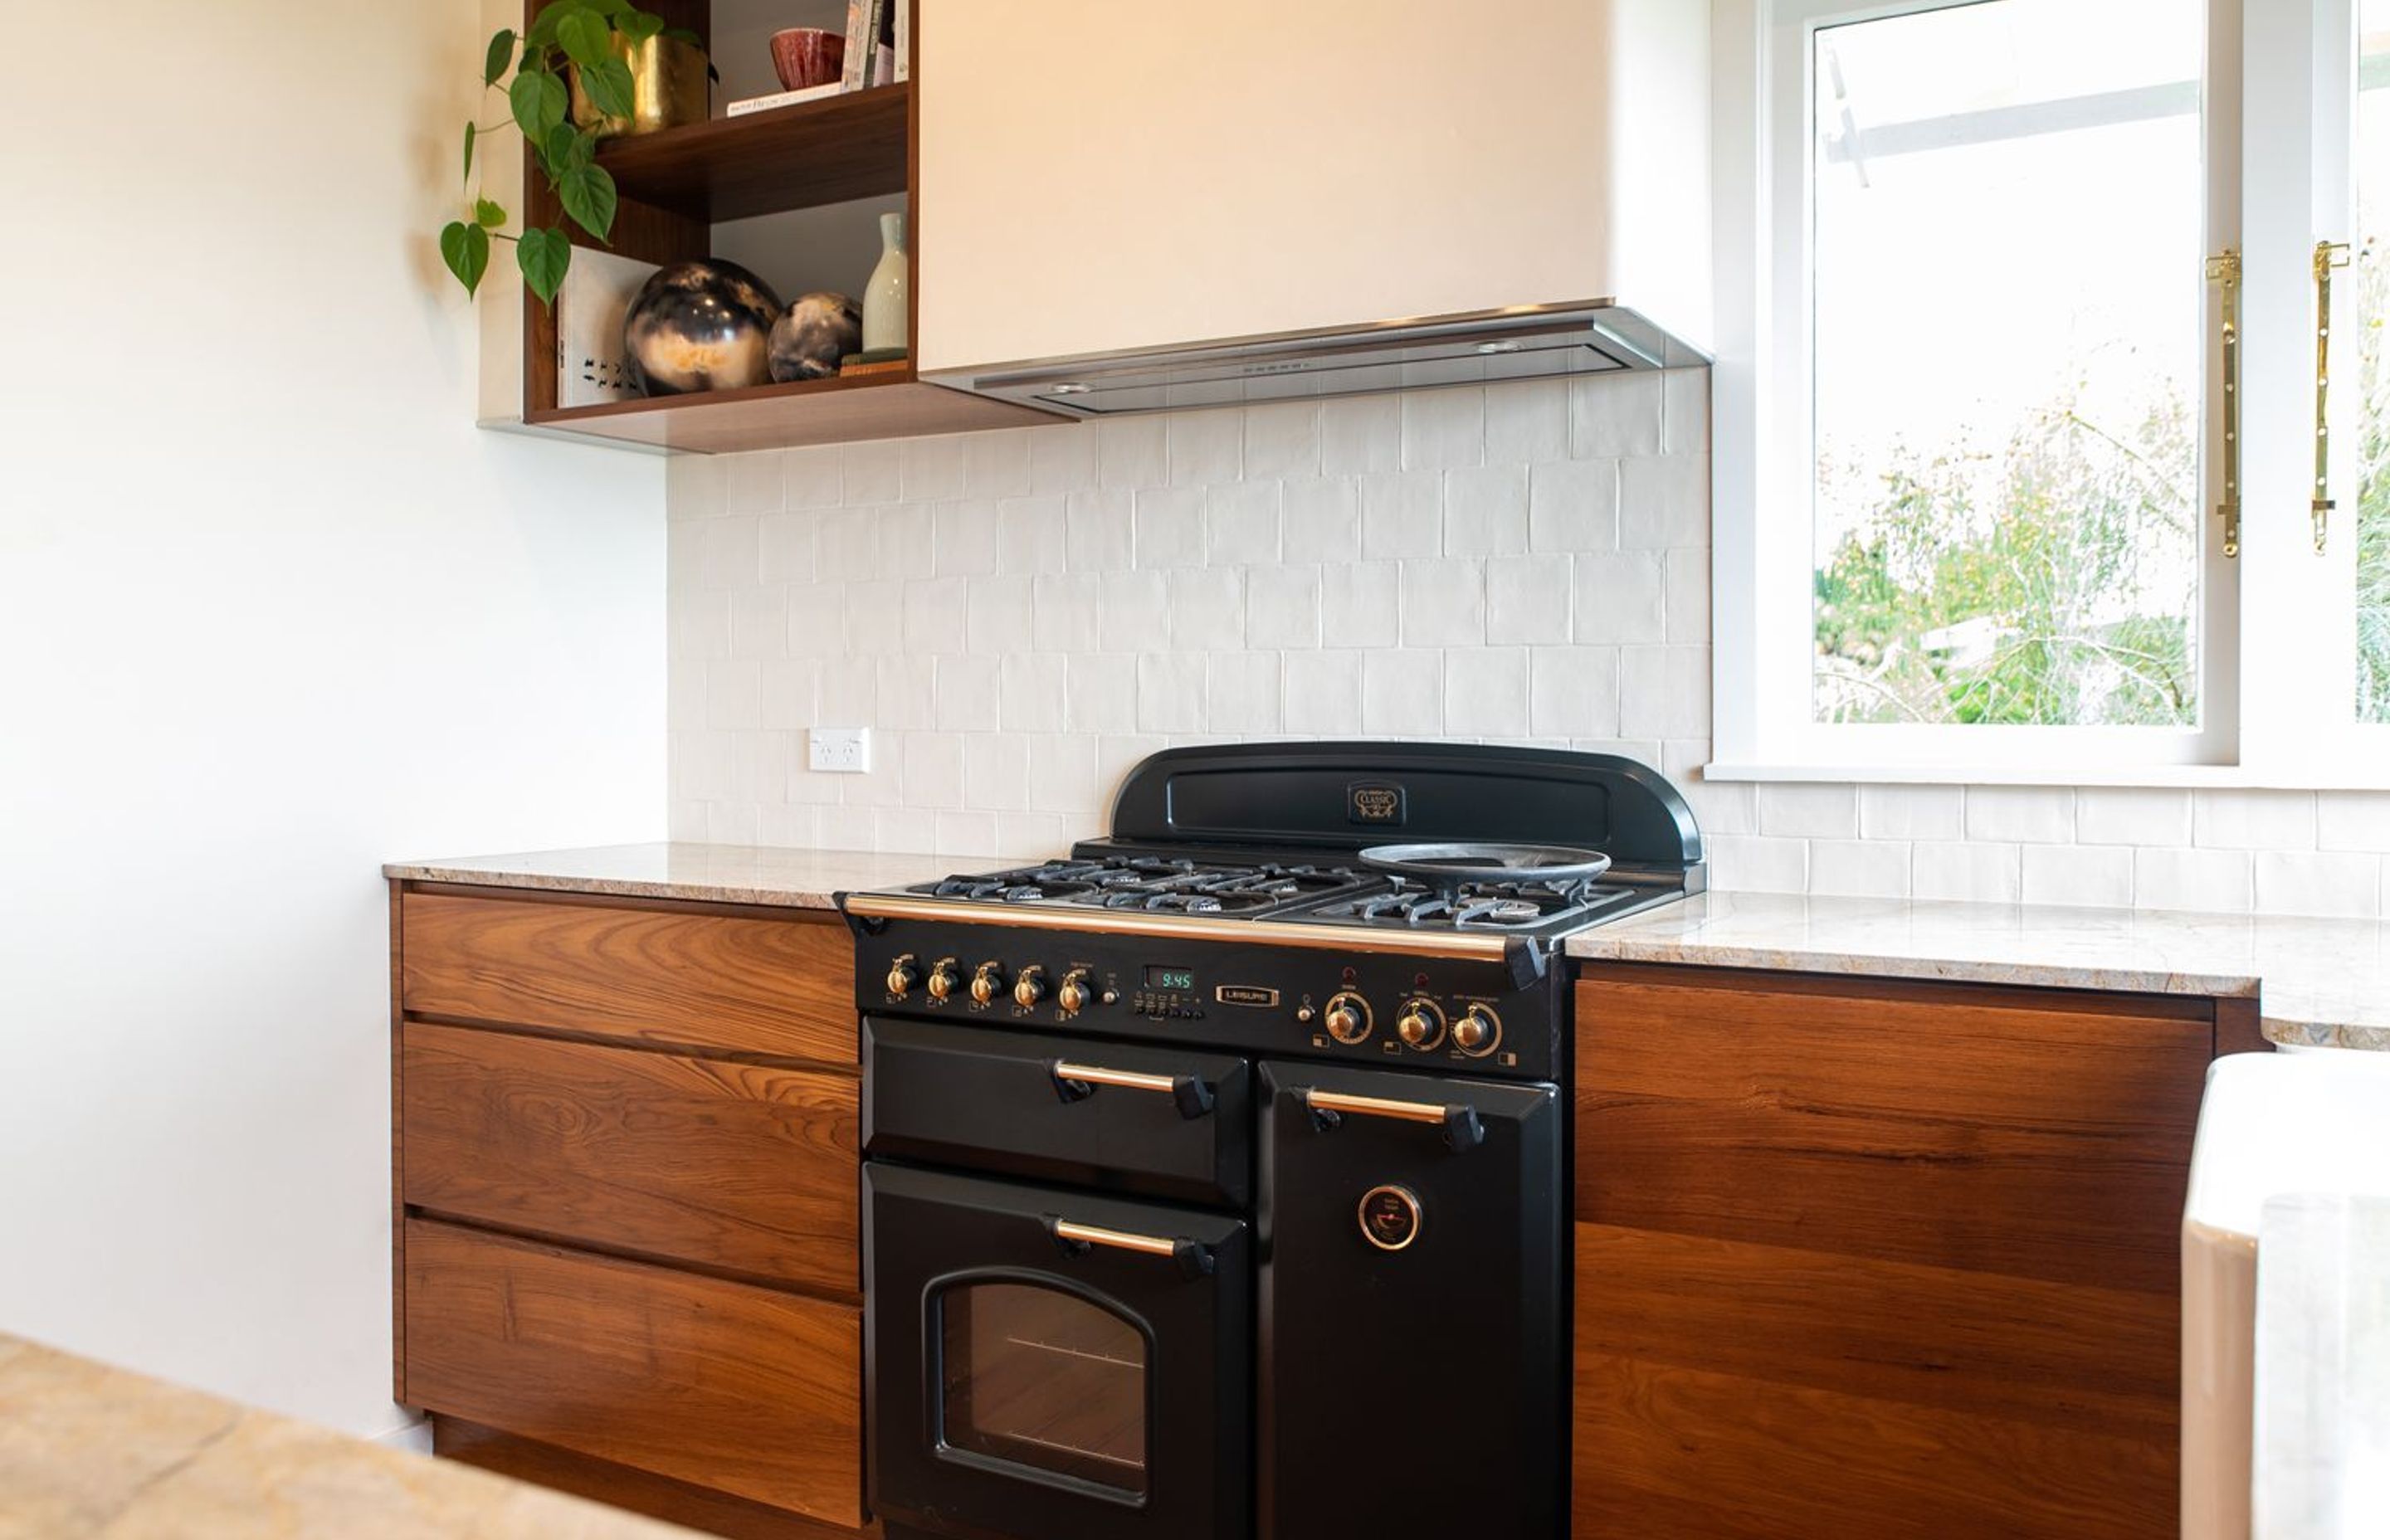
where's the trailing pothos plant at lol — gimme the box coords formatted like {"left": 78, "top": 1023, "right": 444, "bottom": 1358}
{"left": 441, "top": 1, "right": 699, "bottom": 306}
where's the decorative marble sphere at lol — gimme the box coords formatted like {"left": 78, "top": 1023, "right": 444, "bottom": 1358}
{"left": 768, "top": 291, "right": 863, "bottom": 383}
{"left": 622, "top": 260, "right": 783, "bottom": 395}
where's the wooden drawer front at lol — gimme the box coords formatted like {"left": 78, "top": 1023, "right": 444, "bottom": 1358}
{"left": 1573, "top": 970, "right": 2210, "bottom": 1294}
{"left": 402, "top": 1023, "right": 859, "bottom": 1295}
{"left": 401, "top": 891, "right": 856, "bottom": 1063}
{"left": 402, "top": 1218, "right": 862, "bottom": 1527}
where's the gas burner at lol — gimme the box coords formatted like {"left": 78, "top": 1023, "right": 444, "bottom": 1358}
{"left": 1303, "top": 875, "right": 1628, "bottom": 934}
{"left": 911, "top": 855, "right": 1377, "bottom": 918}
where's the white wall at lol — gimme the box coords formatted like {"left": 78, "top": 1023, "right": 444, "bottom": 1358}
{"left": 668, "top": 373, "right": 2390, "bottom": 920}
{"left": 0, "top": 2, "right": 664, "bottom": 1436}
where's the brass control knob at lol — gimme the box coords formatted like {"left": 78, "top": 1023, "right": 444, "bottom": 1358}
{"left": 970, "top": 962, "right": 1006, "bottom": 1006}
{"left": 1057, "top": 971, "right": 1093, "bottom": 1013}
{"left": 1397, "top": 999, "right": 1447, "bottom": 1051}
{"left": 1324, "top": 991, "right": 1373, "bottom": 1045}
{"left": 1452, "top": 1004, "right": 1501, "bottom": 1056}
{"left": 885, "top": 956, "right": 919, "bottom": 998}
{"left": 1012, "top": 967, "right": 1048, "bottom": 1009}
{"left": 925, "top": 961, "right": 959, "bottom": 1001}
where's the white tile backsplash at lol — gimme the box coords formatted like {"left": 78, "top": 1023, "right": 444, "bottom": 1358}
{"left": 668, "top": 375, "right": 2390, "bottom": 919}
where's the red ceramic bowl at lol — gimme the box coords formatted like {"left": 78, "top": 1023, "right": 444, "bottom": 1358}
{"left": 771, "top": 27, "right": 845, "bottom": 91}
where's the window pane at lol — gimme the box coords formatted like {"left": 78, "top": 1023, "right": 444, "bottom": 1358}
{"left": 939, "top": 1281, "right": 1149, "bottom": 1494}
{"left": 2357, "top": 1, "right": 2390, "bottom": 723}
{"left": 1810, "top": 0, "right": 2205, "bottom": 726}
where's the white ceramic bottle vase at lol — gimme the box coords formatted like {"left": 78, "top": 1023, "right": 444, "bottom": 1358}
{"left": 862, "top": 211, "right": 910, "bottom": 353}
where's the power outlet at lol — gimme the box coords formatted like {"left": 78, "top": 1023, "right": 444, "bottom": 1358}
{"left": 807, "top": 727, "right": 872, "bottom": 774}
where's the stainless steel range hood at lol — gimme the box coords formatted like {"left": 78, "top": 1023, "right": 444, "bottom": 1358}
{"left": 922, "top": 301, "right": 1710, "bottom": 417}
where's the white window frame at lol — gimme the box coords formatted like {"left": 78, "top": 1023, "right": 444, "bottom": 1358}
{"left": 1710, "top": 0, "right": 2390, "bottom": 787}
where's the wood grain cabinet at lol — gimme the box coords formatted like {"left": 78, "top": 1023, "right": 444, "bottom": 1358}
{"left": 392, "top": 882, "right": 871, "bottom": 1538}
{"left": 1569, "top": 962, "right": 2259, "bottom": 1540}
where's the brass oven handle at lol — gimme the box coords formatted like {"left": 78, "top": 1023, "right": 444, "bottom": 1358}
{"left": 2314, "top": 239, "right": 2357, "bottom": 553}
{"left": 2207, "top": 248, "right": 2241, "bottom": 558}
{"left": 1051, "top": 1060, "right": 1217, "bottom": 1118}
{"left": 1051, "top": 1219, "right": 1215, "bottom": 1279}
{"left": 1301, "top": 1089, "right": 1485, "bottom": 1153}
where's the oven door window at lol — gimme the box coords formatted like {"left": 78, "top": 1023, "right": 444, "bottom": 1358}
{"left": 937, "top": 1280, "right": 1150, "bottom": 1497}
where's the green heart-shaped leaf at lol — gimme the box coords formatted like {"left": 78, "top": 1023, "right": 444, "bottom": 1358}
{"left": 461, "top": 119, "right": 476, "bottom": 186}
{"left": 556, "top": 163, "right": 617, "bottom": 242}
{"left": 518, "top": 227, "right": 572, "bottom": 307}
{"left": 620, "top": 11, "right": 665, "bottom": 43}
{"left": 440, "top": 220, "right": 490, "bottom": 296}
{"left": 556, "top": 10, "right": 610, "bottom": 67}
{"left": 583, "top": 56, "right": 635, "bottom": 120}
{"left": 482, "top": 28, "right": 515, "bottom": 86}
{"left": 475, "top": 196, "right": 507, "bottom": 228}
{"left": 509, "top": 67, "right": 567, "bottom": 140}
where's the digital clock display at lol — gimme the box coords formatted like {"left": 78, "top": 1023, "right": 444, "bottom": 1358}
{"left": 1144, "top": 966, "right": 1196, "bottom": 992}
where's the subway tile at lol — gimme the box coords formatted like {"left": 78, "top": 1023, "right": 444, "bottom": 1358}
{"left": 1485, "top": 378, "right": 1572, "bottom": 465}
{"left": 1617, "top": 454, "right": 1710, "bottom": 549}
{"left": 729, "top": 587, "right": 787, "bottom": 660}
{"left": 1528, "top": 646, "right": 1622, "bottom": 738}
{"left": 1710, "top": 834, "right": 1807, "bottom": 894}
{"left": 756, "top": 659, "right": 816, "bottom": 730}
{"left": 1859, "top": 785, "right": 1964, "bottom": 841}
{"left": 995, "top": 495, "right": 1069, "bottom": 576}
{"left": 843, "top": 440, "right": 901, "bottom": 503}
{"left": 1360, "top": 649, "right": 1445, "bottom": 734}
{"left": 997, "top": 812, "right": 1067, "bottom": 855}
{"left": 1319, "top": 563, "right": 1400, "bottom": 650}
{"left": 874, "top": 808, "right": 939, "bottom": 854}
{"left": 1809, "top": 838, "right": 1911, "bottom": 899}
{"left": 1572, "top": 552, "right": 1666, "bottom": 643}
{"left": 841, "top": 579, "right": 901, "bottom": 654}
{"left": 1245, "top": 401, "right": 1324, "bottom": 479}
{"left": 900, "top": 435, "right": 968, "bottom": 502}
{"left": 1098, "top": 733, "right": 1172, "bottom": 793}
{"left": 1285, "top": 651, "right": 1364, "bottom": 734}
{"left": 1359, "top": 471, "right": 1443, "bottom": 558}
{"left": 709, "top": 801, "right": 762, "bottom": 846}
{"left": 1758, "top": 783, "right": 1858, "bottom": 839}
{"left": 837, "top": 732, "right": 902, "bottom": 807}
{"left": 697, "top": 515, "right": 758, "bottom": 589}
{"left": 1281, "top": 476, "right": 1362, "bottom": 561}
{"left": 873, "top": 655, "right": 934, "bottom": 730}
{"left": 726, "top": 450, "right": 786, "bottom": 514}
{"left": 1398, "top": 559, "right": 1485, "bottom": 646}
{"left": 1445, "top": 650, "right": 1532, "bottom": 737}
{"left": 2076, "top": 787, "right": 2192, "bottom": 846}
{"left": 1443, "top": 465, "right": 1530, "bottom": 556}
{"left": 1911, "top": 841, "right": 2022, "bottom": 903}
{"left": 1063, "top": 487, "right": 1134, "bottom": 571}
{"left": 1167, "top": 568, "right": 1247, "bottom": 650}
{"left": 2255, "top": 850, "right": 2383, "bottom": 919}
{"left": 815, "top": 506, "right": 878, "bottom": 582}
{"left": 872, "top": 502, "right": 934, "bottom": 581}
{"left": 1965, "top": 787, "right": 2075, "bottom": 845}
{"left": 1066, "top": 653, "right": 1138, "bottom": 733}
{"left": 2134, "top": 846, "right": 2254, "bottom": 913}
{"left": 786, "top": 587, "right": 845, "bottom": 657}
{"left": 754, "top": 802, "right": 816, "bottom": 846}
{"left": 1136, "top": 652, "right": 1210, "bottom": 733}
{"left": 1027, "top": 735, "right": 1102, "bottom": 813}
{"left": 1661, "top": 368, "right": 1711, "bottom": 456}
{"left": 1246, "top": 565, "right": 1324, "bottom": 649}
{"left": 1168, "top": 408, "right": 1244, "bottom": 485}
{"left": 1681, "top": 777, "right": 1757, "bottom": 836}
{"left": 935, "top": 810, "right": 1002, "bottom": 855}
{"left": 758, "top": 511, "right": 814, "bottom": 585}
{"left": 1208, "top": 652, "right": 1285, "bottom": 733}
{"left": 705, "top": 660, "right": 761, "bottom": 729}
{"left": 902, "top": 577, "right": 968, "bottom": 654}
{"left": 2318, "top": 791, "right": 2390, "bottom": 851}
{"left": 1571, "top": 373, "right": 1663, "bottom": 458}
{"left": 1030, "top": 424, "right": 1098, "bottom": 494}
{"left": 2194, "top": 790, "right": 2319, "bottom": 850}
{"left": 1000, "top": 653, "right": 1067, "bottom": 733}
{"left": 666, "top": 453, "right": 727, "bottom": 520}
{"left": 1097, "top": 569, "right": 1169, "bottom": 652}
{"left": 1207, "top": 480, "right": 1282, "bottom": 566}
{"left": 1031, "top": 573, "right": 1100, "bottom": 654}
{"left": 2022, "top": 844, "right": 2133, "bottom": 909}
{"left": 904, "top": 732, "right": 966, "bottom": 807}
{"left": 1401, "top": 387, "right": 1485, "bottom": 470}
{"left": 934, "top": 654, "right": 1001, "bottom": 732}
{"left": 1486, "top": 556, "right": 1573, "bottom": 644}
{"left": 1618, "top": 642, "right": 1709, "bottom": 739}
{"left": 1320, "top": 392, "right": 1401, "bottom": 474}
{"left": 1098, "top": 416, "right": 1168, "bottom": 489}
{"left": 963, "top": 733, "right": 1031, "bottom": 811}
{"left": 670, "top": 799, "right": 712, "bottom": 840}
{"left": 785, "top": 445, "right": 841, "bottom": 507}
{"left": 817, "top": 656, "right": 878, "bottom": 724}
{"left": 963, "top": 429, "right": 1034, "bottom": 499}
{"left": 669, "top": 656, "right": 709, "bottom": 732}
{"left": 930, "top": 500, "right": 999, "bottom": 577}
{"left": 815, "top": 805, "right": 876, "bottom": 851}
{"left": 1662, "top": 548, "right": 1709, "bottom": 644}
{"left": 1133, "top": 485, "right": 1207, "bottom": 568}
{"left": 1528, "top": 460, "right": 1619, "bottom": 553}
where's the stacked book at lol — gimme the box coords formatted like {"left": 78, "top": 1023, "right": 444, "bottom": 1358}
{"left": 728, "top": 1, "right": 910, "bottom": 118}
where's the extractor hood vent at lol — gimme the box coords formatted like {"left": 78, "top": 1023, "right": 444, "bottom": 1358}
{"left": 924, "top": 301, "right": 1708, "bottom": 417}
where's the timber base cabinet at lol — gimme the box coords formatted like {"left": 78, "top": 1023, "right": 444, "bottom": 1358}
{"left": 390, "top": 883, "right": 874, "bottom": 1539}
{"left": 1570, "top": 962, "right": 2261, "bottom": 1540}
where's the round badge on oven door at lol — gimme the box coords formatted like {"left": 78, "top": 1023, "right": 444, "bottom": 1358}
{"left": 1357, "top": 1185, "right": 1422, "bottom": 1252}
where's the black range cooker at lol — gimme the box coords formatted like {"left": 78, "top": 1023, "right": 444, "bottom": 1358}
{"left": 837, "top": 742, "right": 1704, "bottom": 1540}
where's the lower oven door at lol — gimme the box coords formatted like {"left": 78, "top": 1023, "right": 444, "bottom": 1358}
{"left": 865, "top": 1162, "right": 1251, "bottom": 1540}
{"left": 1256, "top": 1062, "right": 1563, "bottom": 1540}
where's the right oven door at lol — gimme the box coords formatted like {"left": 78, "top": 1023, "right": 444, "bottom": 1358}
{"left": 1256, "top": 1062, "right": 1563, "bottom": 1539}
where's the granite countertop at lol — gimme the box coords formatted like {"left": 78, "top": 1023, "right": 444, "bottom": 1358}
{"left": 0, "top": 1333, "right": 702, "bottom": 1539}
{"left": 1568, "top": 890, "right": 2390, "bottom": 1050}
{"left": 383, "top": 841, "right": 984, "bottom": 910}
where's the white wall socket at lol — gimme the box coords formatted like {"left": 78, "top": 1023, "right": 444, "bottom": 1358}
{"left": 807, "top": 727, "right": 871, "bottom": 773}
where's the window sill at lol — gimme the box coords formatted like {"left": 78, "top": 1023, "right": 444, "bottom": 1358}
{"left": 1703, "top": 762, "right": 2390, "bottom": 792}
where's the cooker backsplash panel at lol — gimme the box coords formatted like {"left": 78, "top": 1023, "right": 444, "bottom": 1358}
{"left": 668, "top": 373, "right": 2390, "bottom": 920}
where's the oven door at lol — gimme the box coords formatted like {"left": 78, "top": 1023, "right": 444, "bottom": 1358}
{"left": 1256, "top": 1061, "right": 1563, "bottom": 1539}
{"left": 865, "top": 1161, "right": 1251, "bottom": 1540}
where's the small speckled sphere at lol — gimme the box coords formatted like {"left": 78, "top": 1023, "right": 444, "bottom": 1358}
{"left": 622, "top": 260, "right": 783, "bottom": 395}
{"left": 768, "top": 291, "right": 863, "bottom": 383}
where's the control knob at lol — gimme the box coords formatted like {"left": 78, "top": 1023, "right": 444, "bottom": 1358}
{"left": 884, "top": 956, "right": 919, "bottom": 998}
{"left": 970, "top": 962, "right": 1007, "bottom": 1006}
{"left": 1324, "top": 991, "right": 1373, "bottom": 1045}
{"left": 1057, "top": 970, "right": 1093, "bottom": 1013}
{"left": 1452, "top": 1004, "right": 1501, "bottom": 1056}
{"left": 924, "top": 961, "right": 960, "bottom": 1001}
{"left": 1012, "top": 966, "right": 1048, "bottom": 1009}
{"left": 1397, "top": 999, "right": 1447, "bottom": 1051}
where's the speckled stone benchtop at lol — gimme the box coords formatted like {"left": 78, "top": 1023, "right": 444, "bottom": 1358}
{"left": 0, "top": 1333, "right": 703, "bottom": 1538}
{"left": 383, "top": 841, "right": 982, "bottom": 910}
{"left": 1567, "top": 889, "right": 2390, "bottom": 1050}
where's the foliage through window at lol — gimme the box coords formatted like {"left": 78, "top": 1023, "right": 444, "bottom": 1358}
{"left": 2356, "top": 2, "right": 2390, "bottom": 722}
